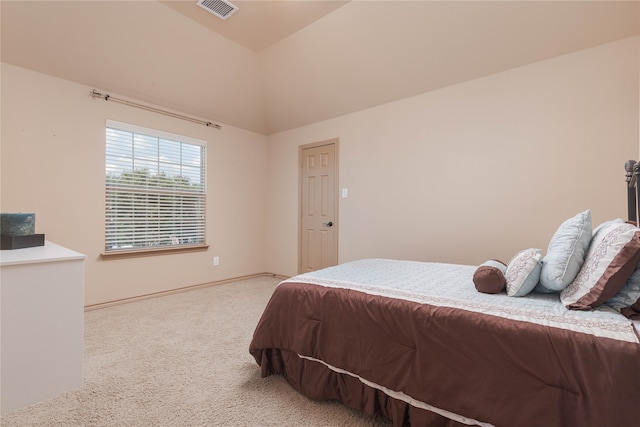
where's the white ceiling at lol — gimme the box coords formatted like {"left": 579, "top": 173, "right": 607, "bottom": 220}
{"left": 2, "top": 1, "right": 639, "bottom": 135}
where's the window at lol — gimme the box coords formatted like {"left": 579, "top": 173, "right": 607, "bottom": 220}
{"left": 104, "top": 120, "right": 206, "bottom": 254}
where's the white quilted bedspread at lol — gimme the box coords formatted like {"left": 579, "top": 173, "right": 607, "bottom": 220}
{"left": 285, "top": 258, "right": 639, "bottom": 343}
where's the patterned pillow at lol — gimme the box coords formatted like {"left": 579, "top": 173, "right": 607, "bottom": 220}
{"left": 506, "top": 249, "right": 542, "bottom": 297}
{"left": 560, "top": 222, "right": 640, "bottom": 310}
{"left": 473, "top": 260, "right": 507, "bottom": 294}
{"left": 605, "top": 262, "right": 640, "bottom": 319}
{"left": 592, "top": 218, "right": 624, "bottom": 236}
{"left": 539, "top": 210, "right": 591, "bottom": 292}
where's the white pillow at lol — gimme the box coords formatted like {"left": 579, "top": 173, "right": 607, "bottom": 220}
{"left": 539, "top": 210, "right": 592, "bottom": 292}
{"left": 506, "top": 248, "right": 542, "bottom": 297}
{"left": 592, "top": 218, "right": 624, "bottom": 236}
{"left": 561, "top": 222, "right": 640, "bottom": 310}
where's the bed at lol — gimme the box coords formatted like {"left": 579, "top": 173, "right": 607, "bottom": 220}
{"left": 249, "top": 161, "right": 640, "bottom": 427}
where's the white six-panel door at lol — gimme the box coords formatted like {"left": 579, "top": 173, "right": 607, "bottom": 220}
{"left": 299, "top": 140, "right": 338, "bottom": 273}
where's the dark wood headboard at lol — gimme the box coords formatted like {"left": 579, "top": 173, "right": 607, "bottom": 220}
{"left": 625, "top": 160, "right": 639, "bottom": 223}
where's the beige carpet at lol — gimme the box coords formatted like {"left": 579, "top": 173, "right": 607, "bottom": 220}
{"left": 1, "top": 276, "right": 391, "bottom": 426}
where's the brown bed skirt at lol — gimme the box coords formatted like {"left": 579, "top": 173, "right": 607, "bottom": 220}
{"left": 256, "top": 347, "right": 468, "bottom": 427}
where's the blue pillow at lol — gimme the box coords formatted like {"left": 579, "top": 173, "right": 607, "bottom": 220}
{"left": 539, "top": 210, "right": 591, "bottom": 292}
{"left": 506, "top": 248, "right": 542, "bottom": 297}
{"left": 533, "top": 281, "right": 556, "bottom": 294}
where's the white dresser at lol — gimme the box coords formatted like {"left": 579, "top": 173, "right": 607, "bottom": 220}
{"left": 0, "top": 241, "right": 85, "bottom": 415}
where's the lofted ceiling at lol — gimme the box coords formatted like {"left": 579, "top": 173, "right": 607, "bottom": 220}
{"left": 161, "top": 0, "right": 350, "bottom": 53}
{"left": 1, "top": 1, "right": 639, "bottom": 135}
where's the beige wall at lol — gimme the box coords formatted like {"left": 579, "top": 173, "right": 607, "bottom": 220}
{"left": 265, "top": 36, "right": 640, "bottom": 277}
{"left": 2, "top": 36, "right": 639, "bottom": 304}
{"left": 1, "top": 63, "right": 267, "bottom": 306}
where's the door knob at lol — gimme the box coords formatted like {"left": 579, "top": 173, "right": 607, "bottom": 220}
{"left": 323, "top": 221, "right": 333, "bottom": 227}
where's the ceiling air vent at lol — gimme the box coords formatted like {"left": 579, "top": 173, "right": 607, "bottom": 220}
{"left": 197, "top": 0, "right": 239, "bottom": 21}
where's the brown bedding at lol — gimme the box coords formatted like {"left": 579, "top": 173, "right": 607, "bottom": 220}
{"left": 249, "top": 260, "right": 640, "bottom": 426}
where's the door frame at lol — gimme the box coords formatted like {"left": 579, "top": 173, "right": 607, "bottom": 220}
{"left": 298, "top": 138, "right": 339, "bottom": 274}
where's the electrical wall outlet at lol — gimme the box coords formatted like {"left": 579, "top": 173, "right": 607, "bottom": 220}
{"left": 213, "top": 256, "right": 220, "bottom": 266}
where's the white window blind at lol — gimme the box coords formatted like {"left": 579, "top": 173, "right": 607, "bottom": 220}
{"left": 105, "top": 120, "right": 206, "bottom": 253}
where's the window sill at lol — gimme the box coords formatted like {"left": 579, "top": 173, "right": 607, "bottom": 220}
{"left": 101, "top": 244, "right": 209, "bottom": 260}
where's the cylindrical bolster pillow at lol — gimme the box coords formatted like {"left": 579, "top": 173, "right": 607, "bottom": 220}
{"left": 473, "top": 260, "right": 507, "bottom": 294}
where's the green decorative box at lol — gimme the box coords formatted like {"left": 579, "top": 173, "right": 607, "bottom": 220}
{"left": 0, "top": 234, "right": 45, "bottom": 250}
{"left": 1, "top": 213, "right": 36, "bottom": 236}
